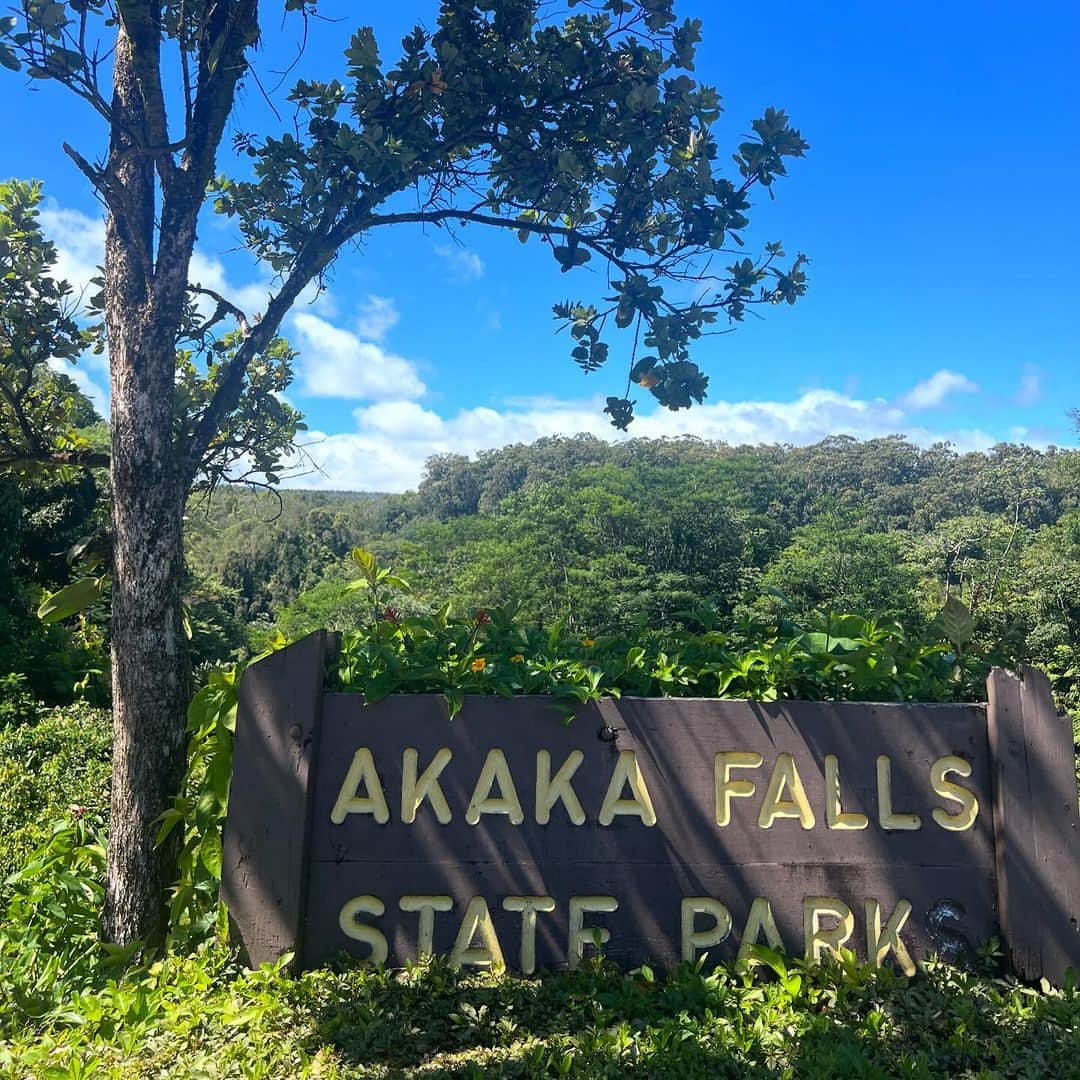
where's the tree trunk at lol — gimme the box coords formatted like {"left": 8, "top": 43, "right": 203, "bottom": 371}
{"left": 103, "top": 462, "right": 188, "bottom": 948}
{"left": 101, "top": 27, "right": 189, "bottom": 949}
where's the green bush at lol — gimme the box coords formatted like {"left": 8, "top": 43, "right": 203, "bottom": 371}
{"left": 0, "top": 671, "right": 37, "bottom": 727}
{"left": 0, "top": 700, "right": 111, "bottom": 879}
{"left": 0, "top": 813, "right": 125, "bottom": 1028}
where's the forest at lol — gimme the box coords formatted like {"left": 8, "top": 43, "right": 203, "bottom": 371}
{"left": 194, "top": 434, "right": 1080, "bottom": 712}
{"left": 7, "top": 429, "right": 1080, "bottom": 717}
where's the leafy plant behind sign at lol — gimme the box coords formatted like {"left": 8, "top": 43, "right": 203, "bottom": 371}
{"left": 332, "top": 550, "right": 960, "bottom": 712}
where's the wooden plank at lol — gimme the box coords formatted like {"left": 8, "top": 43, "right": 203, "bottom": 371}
{"left": 303, "top": 693, "right": 997, "bottom": 971}
{"left": 305, "top": 860, "right": 995, "bottom": 972}
{"left": 1018, "top": 666, "right": 1080, "bottom": 981}
{"left": 987, "top": 666, "right": 1080, "bottom": 982}
{"left": 221, "top": 631, "right": 328, "bottom": 967}
{"left": 986, "top": 667, "right": 1041, "bottom": 975}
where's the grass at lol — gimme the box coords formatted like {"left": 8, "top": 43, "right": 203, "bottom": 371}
{"left": 2, "top": 946, "right": 1079, "bottom": 1078}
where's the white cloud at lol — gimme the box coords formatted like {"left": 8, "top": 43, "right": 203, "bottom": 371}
{"left": 188, "top": 251, "right": 273, "bottom": 319}
{"left": 354, "top": 400, "right": 446, "bottom": 440}
{"left": 282, "top": 382, "right": 1000, "bottom": 493}
{"left": 39, "top": 201, "right": 105, "bottom": 300}
{"left": 1014, "top": 363, "right": 1043, "bottom": 407}
{"left": 902, "top": 369, "right": 979, "bottom": 409}
{"left": 435, "top": 244, "right": 485, "bottom": 281}
{"left": 291, "top": 313, "right": 426, "bottom": 400}
{"left": 49, "top": 356, "right": 110, "bottom": 417}
{"left": 356, "top": 295, "right": 399, "bottom": 342}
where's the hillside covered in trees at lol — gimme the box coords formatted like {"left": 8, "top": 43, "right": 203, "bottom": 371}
{"left": 179, "top": 434, "right": 1080, "bottom": 710}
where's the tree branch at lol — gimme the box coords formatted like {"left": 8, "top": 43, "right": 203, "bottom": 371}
{"left": 155, "top": 0, "right": 259, "bottom": 315}
{"left": 191, "top": 285, "right": 251, "bottom": 336}
{"left": 180, "top": 231, "right": 339, "bottom": 486}
{"left": 0, "top": 449, "right": 111, "bottom": 471}
{"left": 114, "top": 1, "right": 176, "bottom": 188}
{"left": 62, "top": 142, "right": 116, "bottom": 210}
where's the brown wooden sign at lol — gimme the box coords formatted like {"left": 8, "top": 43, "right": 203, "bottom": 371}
{"left": 221, "top": 632, "right": 1080, "bottom": 983}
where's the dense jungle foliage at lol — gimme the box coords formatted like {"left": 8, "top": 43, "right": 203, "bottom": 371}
{"left": 177, "top": 434, "right": 1080, "bottom": 712}
{"left": 7, "top": 431, "right": 1080, "bottom": 714}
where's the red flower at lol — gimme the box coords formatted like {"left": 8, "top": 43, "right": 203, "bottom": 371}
{"left": 383, "top": 606, "right": 402, "bottom": 625}
{"left": 475, "top": 609, "right": 491, "bottom": 626}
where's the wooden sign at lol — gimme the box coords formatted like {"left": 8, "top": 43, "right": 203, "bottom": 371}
{"left": 221, "top": 632, "right": 1080, "bottom": 983}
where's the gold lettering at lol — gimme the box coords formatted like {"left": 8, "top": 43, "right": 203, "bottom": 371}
{"left": 503, "top": 895, "right": 556, "bottom": 974}
{"left": 757, "top": 753, "right": 816, "bottom": 830}
{"left": 865, "top": 898, "right": 916, "bottom": 976}
{"left": 876, "top": 755, "right": 921, "bottom": 830}
{"left": 401, "top": 747, "right": 453, "bottom": 824}
{"left": 535, "top": 749, "right": 586, "bottom": 825}
{"left": 399, "top": 895, "right": 453, "bottom": 958}
{"left": 803, "top": 896, "right": 854, "bottom": 963}
{"left": 825, "top": 754, "right": 868, "bottom": 830}
{"left": 466, "top": 748, "right": 524, "bottom": 825}
{"left": 568, "top": 895, "right": 618, "bottom": 969}
{"left": 450, "top": 896, "right": 505, "bottom": 971}
{"left": 930, "top": 755, "right": 979, "bottom": 831}
{"left": 737, "top": 897, "right": 784, "bottom": 963}
{"left": 598, "top": 751, "right": 656, "bottom": 827}
{"left": 338, "top": 895, "right": 388, "bottom": 964}
{"left": 714, "top": 751, "right": 763, "bottom": 826}
{"left": 681, "top": 897, "right": 733, "bottom": 963}
{"left": 331, "top": 747, "right": 390, "bottom": 825}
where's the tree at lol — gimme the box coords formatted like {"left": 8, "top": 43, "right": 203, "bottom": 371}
{"left": 761, "top": 517, "right": 924, "bottom": 626}
{"left": 0, "top": 180, "right": 303, "bottom": 943}
{"left": 0, "top": 179, "right": 101, "bottom": 471}
{"left": 1, "top": 0, "right": 808, "bottom": 948}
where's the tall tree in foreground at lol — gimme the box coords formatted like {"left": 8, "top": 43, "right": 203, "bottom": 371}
{"left": 1, "top": 0, "right": 808, "bottom": 948}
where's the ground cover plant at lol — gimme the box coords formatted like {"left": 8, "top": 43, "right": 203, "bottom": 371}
{"left": 3, "top": 946, "right": 1080, "bottom": 1077}
{"left": 0, "top": 700, "right": 111, "bottom": 879}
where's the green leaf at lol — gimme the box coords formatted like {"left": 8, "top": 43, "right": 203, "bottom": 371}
{"left": 936, "top": 596, "right": 975, "bottom": 651}
{"left": 351, "top": 546, "right": 378, "bottom": 583}
{"left": 443, "top": 686, "right": 464, "bottom": 719}
{"left": 37, "top": 577, "right": 102, "bottom": 623}
{"left": 199, "top": 828, "right": 223, "bottom": 879}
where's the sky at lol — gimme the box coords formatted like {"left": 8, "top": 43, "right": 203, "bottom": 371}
{"left": 3, "top": 1, "right": 1078, "bottom": 491}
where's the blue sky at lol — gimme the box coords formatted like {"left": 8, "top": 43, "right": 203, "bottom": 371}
{"left": 4, "top": 1, "right": 1078, "bottom": 490}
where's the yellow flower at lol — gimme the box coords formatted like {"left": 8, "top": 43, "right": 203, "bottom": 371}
{"left": 581, "top": 638, "right": 596, "bottom": 648}
{"left": 470, "top": 658, "right": 486, "bottom": 673}
{"left": 510, "top": 653, "right": 525, "bottom": 664}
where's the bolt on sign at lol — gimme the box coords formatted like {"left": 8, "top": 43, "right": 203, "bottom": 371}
{"left": 222, "top": 632, "right": 1080, "bottom": 983}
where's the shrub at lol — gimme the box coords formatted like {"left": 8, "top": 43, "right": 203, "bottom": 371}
{"left": 0, "top": 700, "right": 111, "bottom": 879}
{"left": 0, "top": 812, "right": 124, "bottom": 1029}
{"left": 332, "top": 548, "right": 970, "bottom": 716}
{"left": 1, "top": 947, "right": 1079, "bottom": 1076}
{"left": 0, "top": 671, "right": 37, "bottom": 727}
